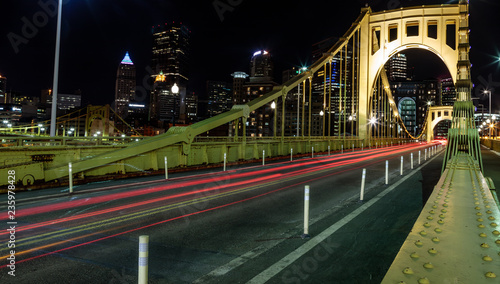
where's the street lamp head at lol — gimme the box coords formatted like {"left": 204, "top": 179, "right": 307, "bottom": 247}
{"left": 369, "top": 117, "right": 377, "bottom": 125}
{"left": 487, "top": 119, "right": 491, "bottom": 123}
{"left": 348, "top": 115, "right": 352, "bottom": 121}
{"left": 171, "top": 83, "right": 179, "bottom": 94}
{"left": 271, "top": 101, "right": 276, "bottom": 109}
{"left": 320, "top": 110, "right": 324, "bottom": 116}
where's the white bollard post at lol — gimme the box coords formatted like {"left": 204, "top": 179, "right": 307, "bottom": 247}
{"left": 312, "top": 146, "right": 314, "bottom": 158}
{"left": 360, "top": 168, "right": 366, "bottom": 201}
{"left": 362, "top": 143, "right": 363, "bottom": 151}
{"left": 419, "top": 151, "right": 421, "bottom": 165}
{"left": 138, "top": 235, "right": 149, "bottom": 284}
{"left": 400, "top": 156, "right": 404, "bottom": 175}
{"left": 341, "top": 144, "right": 343, "bottom": 154}
{"left": 68, "top": 162, "right": 73, "bottom": 194}
{"left": 376, "top": 142, "right": 378, "bottom": 149}
{"left": 303, "top": 185, "right": 310, "bottom": 238}
{"left": 263, "top": 150, "right": 265, "bottom": 166}
{"left": 223, "top": 153, "right": 227, "bottom": 172}
{"left": 425, "top": 148, "right": 427, "bottom": 160}
{"left": 328, "top": 145, "right": 330, "bottom": 155}
{"left": 411, "top": 153, "right": 413, "bottom": 169}
{"left": 291, "top": 148, "right": 293, "bottom": 162}
{"left": 164, "top": 156, "right": 168, "bottom": 179}
{"left": 385, "top": 160, "right": 389, "bottom": 185}
{"left": 352, "top": 143, "right": 354, "bottom": 152}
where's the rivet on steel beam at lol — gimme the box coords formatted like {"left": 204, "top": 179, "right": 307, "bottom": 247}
{"left": 427, "top": 216, "right": 434, "bottom": 220}
{"left": 475, "top": 201, "right": 480, "bottom": 205}
{"left": 432, "top": 237, "right": 440, "bottom": 243}
{"left": 410, "top": 252, "right": 419, "bottom": 259}
{"left": 480, "top": 243, "right": 490, "bottom": 248}
{"left": 495, "top": 239, "right": 500, "bottom": 245}
{"left": 479, "top": 233, "right": 487, "bottom": 238}
{"left": 429, "top": 210, "right": 435, "bottom": 214}
{"left": 482, "top": 255, "right": 493, "bottom": 262}
{"left": 420, "top": 230, "right": 428, "bottom": 236}
{"left": 423, "top": 262, "right": 434, "bottom": 269}
{"left": 428, "top": 248, "right": 437, "bottom": 254}
{"left": 478, "top": 224, "right": 486, "bottom": 228}
{"left": 443, "top": 203, "right": 449, "bottom": 207}
{"left": 438, "top": 219, "right": 444, "bottom": 224}
{"left": 485, "top": 272, "right": 497, "bottom": 278}
{"left": 435, "top": 228, "right": 442, "bottom": 233}
{"left": 439, "top": 214, "right": 446, "bottom": 219}
{"left": 424, "top": 222, "right": 431, "bottom": 228}
{"left": 402, "top": 267, "right": 414, "bottom": 275}
{"left": 490, "top": 223, "right": 498, "bottom": 227}
{"left": 489, "top": 216, "right": 496, "bottom": 221}
{"left": 444, "top": 199, "right": 449, "bottom": 202}
{"left": 418, "top": 277, "right": 430, "bottom": 284}
{"left": 486, "top": 210, "right": 493, "bottom": 214}
{"left": 415, "top": 240, "right": 423, "bottom": 247}
{"left": 478, "top": 218, "right": 484, "bottom": 222}
{"left": 432, "top": 205, "right": 437, "bottom": 209}
{"left": 477, "top": 212, "right": 483, "bottom": 216}
{"left": 486, "top": 205, "right": 491, "bottom": 209}
{"left": 441, "top": 209, "right": 447, "bottom": 213}
{"left": 493, "top": 230, "right": 500, "bottom": 236}
{"left": 475, "top": 206, "right": 481, "bottom": 210}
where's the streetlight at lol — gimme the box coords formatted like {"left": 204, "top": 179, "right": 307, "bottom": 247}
{"left": 484, "top": 90, "right": 492, "bottom": 120}
{"left": 271, "top": 101, "right": 276, "bottom": 138}
{"left": 171, "top": 83, "right": 179, "bottom": 127}
{"left": 50, "top": 0, "right": 63, "bottom": 137}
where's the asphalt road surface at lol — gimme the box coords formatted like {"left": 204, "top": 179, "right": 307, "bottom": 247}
{"left": 0, "top": 142, "right": 456, "bottom": 284}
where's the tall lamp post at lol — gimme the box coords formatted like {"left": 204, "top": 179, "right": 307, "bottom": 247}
{"left": 271, "top": 101, "right": 277, "bottom": 138}
{"left": 320, "top": 110, "right": 324, "bottom": 137}
{"left": 484, "top": 90, "right": 492, "bottom": 120}
{"left": 50, "top": 0, "right": 63, "bottom": 137}
{"left": 171, "top": 83, "right": 179, "bottom": 127}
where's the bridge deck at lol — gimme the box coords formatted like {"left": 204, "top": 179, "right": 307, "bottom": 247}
{"left": 383, "top": 153, "right": 500, "bottom": 283}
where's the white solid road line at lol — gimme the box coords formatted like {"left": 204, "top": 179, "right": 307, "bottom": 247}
{"left": 246, "top": 152, "right": 441, "bottom": 284}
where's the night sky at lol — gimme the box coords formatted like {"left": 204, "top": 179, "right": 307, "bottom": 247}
{"left": 1, "top": 0, "right": 499, "bottom": 110}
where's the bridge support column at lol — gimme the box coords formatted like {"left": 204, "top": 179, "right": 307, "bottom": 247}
{"left": 357, "top": 8, "right": 370, "bottom": 141}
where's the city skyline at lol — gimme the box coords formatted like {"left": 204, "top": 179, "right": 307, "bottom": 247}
{"left": 0, "top": 0, "right": 499, "bottom": 110}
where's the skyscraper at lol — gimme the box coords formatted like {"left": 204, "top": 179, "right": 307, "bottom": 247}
{"left": 231, "top": 72, "right": 249, "bottom": 105}
{"left": 244, "top": 50, "right": 278, "bottom": 137}
{"left": 387, "top": 53, "right": 408, "bottom": 81}
{"left": 150, "top": 22, "right": 190, "bottom": 126}
{"left": 0, "top": 74, "right": 7, "bottom": 104}
{"left": 440, "top": 77, "right": 456, "bottom": 106}
{"left": 207, "top": 81, "right": 232, "bottom": 117}
{"left": 249, "top": 50, "right": 273, "bottom": 83}
{"left": 115, "top": 52, "right": 136, "bottom": 118}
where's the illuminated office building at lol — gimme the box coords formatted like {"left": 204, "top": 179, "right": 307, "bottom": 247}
{"left": 150, "top": 22, "right": 190, "bottom": 126}
{"left": 0, "top": 75, "right": 6, "bottom": 104}
{"left": 115, "top": 52, "right": 136, "bottom": 118}
{"left": 207, "top": 81, "right": 232, "bottom": 117}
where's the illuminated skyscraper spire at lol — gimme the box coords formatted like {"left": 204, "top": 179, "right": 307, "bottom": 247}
{"left": 121, "top": 51, "right": 134, "bottom": 65}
